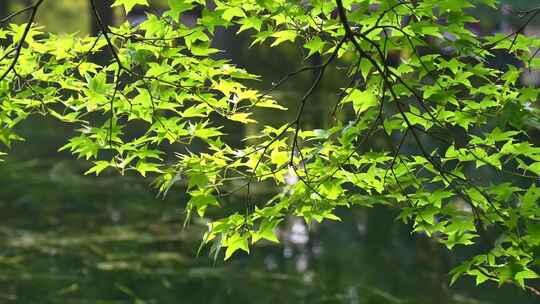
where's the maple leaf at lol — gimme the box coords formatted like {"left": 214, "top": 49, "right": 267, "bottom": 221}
{"left": 112, "top": 0, "right": 149, "bottom": 14}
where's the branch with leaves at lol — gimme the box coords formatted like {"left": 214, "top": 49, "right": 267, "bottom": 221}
{"left": 1, "top": 0, "right": 540, "bottom": 296}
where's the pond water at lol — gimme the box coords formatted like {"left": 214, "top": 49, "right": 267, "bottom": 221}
{"left": 0, "top": 119, "right": 536, "bottom": 304}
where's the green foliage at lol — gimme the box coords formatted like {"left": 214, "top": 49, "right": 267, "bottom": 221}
{"left": 1, "top": 0, "right": 540, "bottom": 294}
{"left": 112, "top": 0, "right": 149, "bottom": 13}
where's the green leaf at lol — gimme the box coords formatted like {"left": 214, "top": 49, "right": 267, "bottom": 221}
{"left": 515, "top": 269, "right": 539, "bottom": 288}
{"left": 85, "top": 161, "right": 111, "bottom": 176}
{"left": 224, "top": 233, "right": 249, "bottom": 260}
{"left": 270, "top": 30, "right": 296, "bottom": 47}
{"left": 222, "top": 7, "right": 245, "bottom": 22}
{"left": 252, "top": 218, "right": 281, "bottom": 243}
{"left": 190, "top": 194, "right": 220, "bottom": 209}
{"left": 342, "top": 89, "right": 378, "bottom": 114}
{"left": 270, "top": 148, "right": 288, "bottom": 167}
{"left": 164, "top": 0, "right": 194, "bottom": 20}
{"left": 229, "top": 112, "right": 256, "bottom": 124}
{"left": 135, "top": 161, "right": 162, "bottom": 177}
{"left": 112, "top": 0, "right": 149, "bottom": 14}
{"left": 359, "top": 58, "right": 373, "bottom": 80}
{"left": 304, "top": 37, "right": 325, "bottom": 58}
{"left": 238, "top": 16, "right": 263, "bottom": 33}
{"left": 528, "top": 162, "right": 540, "bottom": 176}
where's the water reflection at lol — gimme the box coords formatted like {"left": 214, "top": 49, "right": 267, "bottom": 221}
{"left": 0, "top": 153, "right": 537, "bottom": 303}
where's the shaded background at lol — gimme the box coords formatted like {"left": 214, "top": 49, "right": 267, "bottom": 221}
{"left": 0, "top": 0, "right": 539, "bottom": 303}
